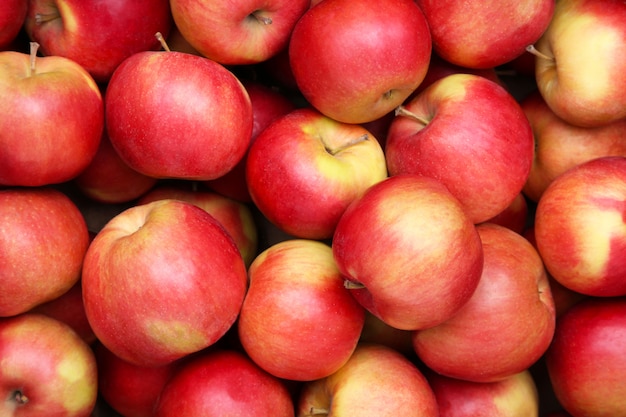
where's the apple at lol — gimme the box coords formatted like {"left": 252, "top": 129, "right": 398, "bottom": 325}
{"left": 482, "top": 192, "right": 529, "bottom": 235}
{"left": 137, "top": 183, "right": 259, "bottom": 267}
{"left": 0, "top": 0, "right": 27, "bottom": 49}
{"left": 521, "top": 90, "right": 626, "bottom": 202}
{"left": 296, "top": 343, "right": 439, "bottom": 417}
{"left": 427, "top": 370, "right": 540, "bottom": 417}
{"left": 170, "top": 0, "right": 309, "bottom": 66}
{"left": 0, "top": 313, "right": 98, "bottom": 417}
{"left": 332, "top": 174, "right": 484, "bottom": 331}
{"left": 238, "top": 239, "right": 365, "bottom": 381}
{"left": 246, "top": 107, "right": 388, "bottom": 240}
{"left": 288, "top": 0, "right": 432, "bottom": 124}
{"left": 413, "top": 223, "right": 555, "bottom": 383}
{"left": 545, "top": 296, "right": 626, "bottom": 416}
{"left": 0, "top": 187, "right": 90, "bottom": 317}
{"left": 105, "top": 46, "right": 253, "bottom": 181}
{"left": 534, "top": 156, "right": 626, "bottom": 297}
{"left": 415, "top": 0, "right": 554, "bottom": 69}
{"left": 24, "top": 0, "right": 173, "bottom": 83}
{"left": 0, "top": 42, "right": 103, "bottom": 187}
{"left": 81, "top": 199, "right": 248, "bottom": 367}
{"left": 386, "top": 73, "right": 534, "bottom": 224}
{"left": 204, "top": 79, "right": 297, "bottom": 203}
{"left": 529, "top": 0, "right": 626, "bottom": 128}
{"left": 95, "top": 341, "right": 180, "bottom": 417}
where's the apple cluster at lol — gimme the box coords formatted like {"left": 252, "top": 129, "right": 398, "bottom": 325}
{"left": 1, "top": 0, "right": 626, "bottom": 416}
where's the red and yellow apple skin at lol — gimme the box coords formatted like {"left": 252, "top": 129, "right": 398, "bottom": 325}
{"left": 81, "top": 199, "right": 248, "bottom": 367}
{"left": 0, "top": 188, "right": 90, "bottom": 317}
{"left": 427, "top": 370, "right": 540, "bottom": 417}
{"left": 0, "top": 47, "right": 103, "bottom": 187}
{"left": 385, "top": 73, "right": 534, "bottom": 224}
{"left": 413, "top": 223, "right": 556, "bottom": 383}
{"left": 0, "top": 313, "right": 98, "bottom": 417}
{"left": 532, "top": 0, "right": 626, "bottom": 128}
{"left": 170, "top": 0, "right": 309, "bottom": 65}
{"left": 246, "top": 107, "right": 388, "bottom": 240}
{"left": 521, "top": 91, "right": 626, "bottom": 202}
{"left": 332, "top": 174, "right": 484, "bottom": 331}
{"left": 238, "top": 239, "right": 365, "bottom": 382}
{"left": 154, "top": 349, "right": 295, "bottom": 417}
{"left": 0, "top": 0, "right": 27, "bottom": 49}
{"left": 105, "top": 50, "right": 253, "bottom": 181}
{"left": 534, "top": 156, "right": 626, "bottom": 297}
{"left": 416, "top": 0, "right": 554, "bottom": 69}
{"left": 296, "top": 343, "right": 439, "bottom": 417}
{"left": 545, "top": 296, "right": 626, "bottom": 417}
{"left": 288, "top": 0, "right": 432, "bottom": 124}
{"left": 24, "top": 0, "right": 173, "bottom": 83}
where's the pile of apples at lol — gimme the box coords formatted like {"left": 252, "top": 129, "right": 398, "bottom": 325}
{"left": 1, "top": 0, "right": 626, "bottom": 416}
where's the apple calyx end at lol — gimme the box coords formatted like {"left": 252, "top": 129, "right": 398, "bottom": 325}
{"left": 395, "top": 105, "right": 430, "bottom": 126}
{"left": 344, "top": 279, "right": 366, "bottom": 290}
{"left": 155, "top": 32, "right": 171, "bottom": 52}
{"left": 525, "top": 44, "right": 554, "bottom": 62}
{"left": 307, "top": 407, "right": 330, "bottom": 416}
{"left": 34, "top": 11, "right": 61, "bottom": 25}
{"left": 12, "top": 390, "right": 29, "bottom": 406}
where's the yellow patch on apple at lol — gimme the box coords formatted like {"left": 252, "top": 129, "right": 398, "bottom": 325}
{"left": 577, "top": 208, "right": 619, "bottom": 278}
{"left": 57, "top": 1, "right": 78, "bottom": 35}
{"left": 143, "top": 318, "right": 209, "bottom": 354}
{"left": 56, "top": 354, "right": 97, "bottom": 413}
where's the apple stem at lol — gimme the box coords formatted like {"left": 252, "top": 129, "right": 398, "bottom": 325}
{"left": 325, "top": 133, "right": 370, "bottom": 155}
{"left": 308, "top": 407, "right": 329, "bottom": 415}
{"left": 28, "top": 42, "right": 40, "bottom": 76}
{"left": 13, "top": 390, "right": 29, "bottom": 405}
{"left": 525, "top": 45, "right": 554, "bottom": 62}
{"left": 155, "top": 32, "right": 171, "bottom": 52}
{"left": 34, "top": 11, "right": 61, "bottom": 24}
{"left": 252, "top": 11, "right": 273, "bottom": 25}
{"left": 344, "top": 279, "right": 366, "bottom": 290}
{"left": 395, "top": 105, "right": 430, "bottom": 126}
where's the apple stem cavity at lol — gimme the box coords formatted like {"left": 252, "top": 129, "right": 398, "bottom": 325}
{"left": 155, "top": 32, "right": 171, "bottom": 52}
{"left": 525, "top": 44, "right": 555, "bottom": 62}
{"left": 28, "top": 42, "right": 40, "bottom": 76}
{"left": 395, "top": 105, "right": 430, "bottom": 126}
{"left": 12, "top": 390, "right": 29, "bottom": 406}
{"left": 307, "top": 407, "right": 330, "bottom": 416}
{"left": 34, "top": 10, "right": 61, "bottom": 25}
{"left": 251, "top": 10, "right": 273, "bottom": 25}
{"left": 344, "top": 279, "right": 366, "bottom": 290}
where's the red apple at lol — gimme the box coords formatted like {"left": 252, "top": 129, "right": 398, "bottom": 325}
{"left": 0, "top": 187, "right": 90, "bottom": 317}
{"left": 137, "top": 183, "right": 259, "bottom": 267}
{"left": 545, "top": 296, "right": 626, "bottom": 416}
{"left": 0, "top": 0, "right": 27, "bottom": 49}
{"left": 296, "top": 343, "right": 439, "bottom": 417}
{"left": 238, "top": 239, "right": 365, "bottom": 381}
{"left": 0, "top": 43, "right": 103, "bottom": 187}
{"left": 534, "top": 156, "right": 626, "bottom": 297}
{"left": 0, "top": 313, "right": 98, "bottom": 417}
{"left": 530, "top": 0, "right": 626, "bottom": 127}
{"left": 482, "top": 192, "right": 529, "bottom": 235}
{"left": 24, "top": 0, "right": 173, "bottom": 83}
{"left": 386, "top": 73, "right": 534, "bottom": 224}
{"left": 332, "top": 174, "right": 484, "bottom": 331}
{"left": 288, "top": 0, "right": 432, "bottom": 124}
{"left": 170, "top": 0, "right": 309, "bottom": 65}
{"left": 413, "top": 223, "right": 556, "bottom": 383}
{"left": 154, "top": 349, "right": 295, "bottom": 417}
{"left": 81, "top": 199, "right": 248, "bottom": 367}
{"left": 427, "top": 370, "right": 540, "bottom": 417}
{"left": 521, "top": 90, "right": 626, "bottom": 203}
{"left": 204, "top": 79, "right": 297, "bottom": 203}
{"left": 95, "top": 342, "right": 180, "bottom": 417}
{"left": 415, "top": 0, "right": 554, "bottom": 69}
{"left": 105, "top": 48, "right": 253, "bottom": 181}
{"left": 246, "top": 107, "right": 388, "bottom": 240}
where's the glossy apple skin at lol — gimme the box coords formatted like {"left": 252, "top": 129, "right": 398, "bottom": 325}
{"left": 0, "top": 188, "right": 90, "bottom": 317}
{"left": 0, "top": 0, "right": 27, "bottom": 49}
{"left": 296, "top": 343, "right": 439, "bottom": 417}
{"left": 427, "top": 370, "right": 540, "bottom": 417}
{"left": 533, "top": 0, "right": 626, "bottom": 127}
{"left": 289, "top": 0, "right": 432, "bottom": 124}
{"left": 246, "top": 107, "right": 388, "bottom": 240}
{"left": 105, "top": 50, "right": 253, "bottom": 181}
{"left": 82, "top": 199, "right": 248, "bottom": 367}
{"left": 137, "top": 184, "right": 259, "bottom": 267}
{"left": 24, "top": 0, "right": 172, "bottom": 83}
{"left": 416, "top": 0, "right": 554, "bottom": 69}
{"left": 238, "top": 239, "right": 365, "bottom": 381}
{"left": 0, "top": 49, "right": 103, "bottom": 186}
{"left": 386, "top": 73, "right": 534, "bottom": 224}
{"left": 170, "top": 0, "right": 309, "bottom": 65}
{"left": 413, "top": 223, "right": 556, "bottom": 383}
{"left": 534, "top": 156, "right": 626, "bottom": 297}
{"left": 332, "top": 174, "right": 484, "bottom": 331}
{"left": 154, "top": 349, "right": 295, "bottom": 417}
{"left": 545, "top": 296, "right": 626, "bottom": 416}
{"left": 0, "top": 313, "right": 98, "bottom": 417}
{"left": 521, "top": 90, "right": 626, "bottom": 202}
